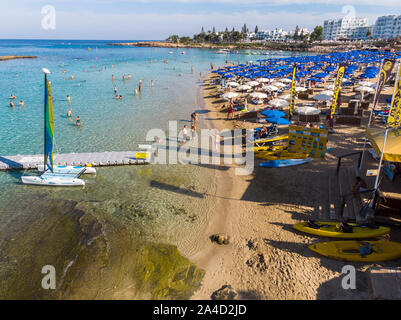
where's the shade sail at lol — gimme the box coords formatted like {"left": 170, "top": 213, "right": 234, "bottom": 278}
{"left": 366, "top": 127, "right": 401, "bottom": 163}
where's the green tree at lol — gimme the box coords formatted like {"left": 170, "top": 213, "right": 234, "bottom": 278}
{"left": 180, "top": 36, "right": 191, "bottom": 44}
{"left": 293, "top": 25, "right": 300, "bottom": 40}
{"left": 255, "top": 25, "right": 259, "bottom": 34}
{"left": 310, "top": 26, "right": 323, "bottom": 42}
{"left": 166, "top": 35, "right": 179, "bottom": 43}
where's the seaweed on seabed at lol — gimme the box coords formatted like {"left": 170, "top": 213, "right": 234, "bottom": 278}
{"left": 132, "top": 242, "right": 205, "bottom": 299}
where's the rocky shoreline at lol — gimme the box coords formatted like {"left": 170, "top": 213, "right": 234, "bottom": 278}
{"left": 0, "top": 55, "right": 37, "bottom": 61}
{"left": 107, "top": 41, "right": 391, "bottom": 53}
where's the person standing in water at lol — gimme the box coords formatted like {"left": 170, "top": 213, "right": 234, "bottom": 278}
{"left": 112, "top": 74, "right": 114, "bottom": 82}
{"left": 76, "top": 116, "right": 81, "bottom": 127}
{"left": 114, "top": 85, "right": 117, "bottom": 94}
{"left": 139, "top": 80, "right": 142, "bottom": 93}
{"left": 10, "top": 100, "right": 14, "bottom": 108}
{"left": 19, "top": 100, "right": 24, "bottom": 107}
{"left": 67, "top": 95, "right": 71, "bottom": 105}
{"left": 151, "top": 80, "right": 154, "bottom": 88}
{"left": 67, "top": 108, "right": 72, "bottom": 117}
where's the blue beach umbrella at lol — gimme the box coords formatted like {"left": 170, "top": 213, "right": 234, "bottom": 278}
{"left": 261, "top": 110, "right": 286, "bottom": 118}
{"left": 266, "top": 117, "right": 291, "bottom": 125}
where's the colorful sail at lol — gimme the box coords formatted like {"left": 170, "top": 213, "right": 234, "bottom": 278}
{"left": 45, "top": 78, "right": 54, "bottom": 172}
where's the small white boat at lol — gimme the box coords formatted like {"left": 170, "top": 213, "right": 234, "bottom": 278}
{"left": 21, "top": 172, "right": 85, "bottom": 186}
{"left": 214, "top": 49, "right": 230, "bottom": 54}
{"left": 37, "top": 165, "right": 96, "bottom": 174}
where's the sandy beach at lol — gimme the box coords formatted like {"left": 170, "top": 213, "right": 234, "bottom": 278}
{"left": 189, "top": 71, "right": 401, "bottom": 300}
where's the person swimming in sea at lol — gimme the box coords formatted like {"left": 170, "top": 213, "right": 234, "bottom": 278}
{"left": 10, "top": 100, "right": 14, "bottom": 108}
{"left": 19, "top": 100, "right": 24, "bottom": 107}
{"left": 67, "top": 95, "right": 71, "bottom": 104}
{"left": 76, "top": 116, "right": 81, "bottom": 127}
{"left": 67, "top": 108, "right": 72, "bottom": 117}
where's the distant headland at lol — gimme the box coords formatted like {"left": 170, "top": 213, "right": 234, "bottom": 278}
{"left": 107, "top": 40, "right": 398, "bottom": 53}
{"left": 0, "top": 55, "right": 37, "bottom": 61}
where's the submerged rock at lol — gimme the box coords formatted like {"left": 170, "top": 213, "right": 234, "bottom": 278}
{"left": 211, "top": 233, "right": 230, "bottom": 245}
{"left": 211, "top": 285, "right": 237, "bottom": 300}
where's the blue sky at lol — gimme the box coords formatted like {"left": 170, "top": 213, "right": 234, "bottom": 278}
{"left": 1, "top": 0, "right": 400, "bottom": 40}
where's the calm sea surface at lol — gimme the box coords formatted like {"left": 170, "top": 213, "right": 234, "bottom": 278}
{"left": 0, "top": 40, "right": 312, "bottom": 299}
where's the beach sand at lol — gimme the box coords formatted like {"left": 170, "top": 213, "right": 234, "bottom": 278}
{"left": 189, "top": 73, "right": 401, "bottom": 300}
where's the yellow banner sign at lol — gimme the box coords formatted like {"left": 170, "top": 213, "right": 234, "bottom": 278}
{"left": 330, "top": 64, "right": 346, "bottom": 119}
{"left": 388, "top": 63, "right": 401, "bottom": 128}
{"left": 289, "top": 64, "right": 297, "bottom": 117}
{"left": 135, "top": 152, "right": 151, "bottom": 159}
{"left": 288, "top": 125, "right": 328, "bottom": 158}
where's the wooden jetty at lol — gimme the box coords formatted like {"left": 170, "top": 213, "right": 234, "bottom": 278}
{"left": 0, "top": 151, "right": 152, "bottom": 170}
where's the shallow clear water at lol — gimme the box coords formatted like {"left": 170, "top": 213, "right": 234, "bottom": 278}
{"left": 0, "top": 40, "right": 312, "bottom": 298}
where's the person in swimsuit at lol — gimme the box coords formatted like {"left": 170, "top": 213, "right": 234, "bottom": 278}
{"left": 67, "top": 95, "right": 71, "bottom": 104}
{"left": 227, "top": 105, "right": 234, "bottom": 119}
{"left": 19, "top": 100, "right": 24, "bottom": 107}
{"left": 76, "top": 116, "right": 81, "bottom": 127}
{"left": 67, "top": 108, "right": 72, "bottom": 117}
{"left": 352, "top": 176, "right": 367, "bottom": 192}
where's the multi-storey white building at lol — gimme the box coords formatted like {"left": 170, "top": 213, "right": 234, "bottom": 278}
{"left": 394, "top": 16, "right": 401, "bottom": 39}
{"left": 372, "top": 15, "right": 401, "bottom": 39}
{"left": 323, "top": 17, "right": 369, "bottom": 40}
{"left": 254, "top": 29, "right": 289, "bottom": 41}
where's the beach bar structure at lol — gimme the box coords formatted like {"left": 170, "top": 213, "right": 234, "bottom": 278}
{"left": 0, "top": 151, "right": 152, "bottom": 171}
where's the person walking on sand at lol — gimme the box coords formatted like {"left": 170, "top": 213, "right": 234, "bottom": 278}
{"left": 191, "top": 124, "right": 196, "bottom": 140}
{"left": 191, "top": 111, "right": 199, "bottom": 129}
{"left": 227, "top": 105, "right": 234, "bottom": 119}
{"left": 76, "top": 116, "right": 81, "bottom": 127}
{"left": 180, "top": 125, "right": 189, "bottom": 142}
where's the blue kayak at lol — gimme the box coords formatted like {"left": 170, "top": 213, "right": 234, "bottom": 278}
{"left": 260, "top": 158, "right": 312, "bottom": 168}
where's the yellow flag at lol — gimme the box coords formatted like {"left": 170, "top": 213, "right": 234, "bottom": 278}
{"left": 388, "top": 63, "right": 401, "bottom": 128}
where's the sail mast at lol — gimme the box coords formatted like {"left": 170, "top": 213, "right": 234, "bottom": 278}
{"left": 44, "top": 72, "right": 47, "bottom": 172}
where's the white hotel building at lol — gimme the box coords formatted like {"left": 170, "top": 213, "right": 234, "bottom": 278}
{"left": 323, "top": 17, "right": 369, "bottom": 40}
{"left": 373, "top": 15, "right": 401, "bottom": 39}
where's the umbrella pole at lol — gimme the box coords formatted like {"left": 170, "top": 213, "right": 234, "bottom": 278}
{"left": 359, "top": 59, "right": 386, "bottom": 170}
{"left": 373, "top": 127, "right": 389, "bottom": 199}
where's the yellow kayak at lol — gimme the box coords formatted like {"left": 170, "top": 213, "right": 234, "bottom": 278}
{"left": 253, "top": 135, "right": 288, "bottom": 145}
{"left": 293, "top": 221, "right": 390, "bottom": 239}
{"left": 309, "top": 240, "right": 401, "bottom": 262}
{"left": 255, "top": 151, "right": 309, "bottom": 161}
{"left": 254, "top": 145, "right": 287, "bottom": 152}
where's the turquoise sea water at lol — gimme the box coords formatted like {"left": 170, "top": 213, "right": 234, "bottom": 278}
{"left": 0, "top": 40, "right": 313, "bottom": 299}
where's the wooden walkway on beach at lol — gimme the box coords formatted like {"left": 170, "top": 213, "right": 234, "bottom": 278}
{"left": 0, "top": 151, "right": 152, "bottom": 170}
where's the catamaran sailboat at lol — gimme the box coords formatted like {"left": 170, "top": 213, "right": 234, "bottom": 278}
{"left": 21, "top": 68, "right": 95, "bottom": 186}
